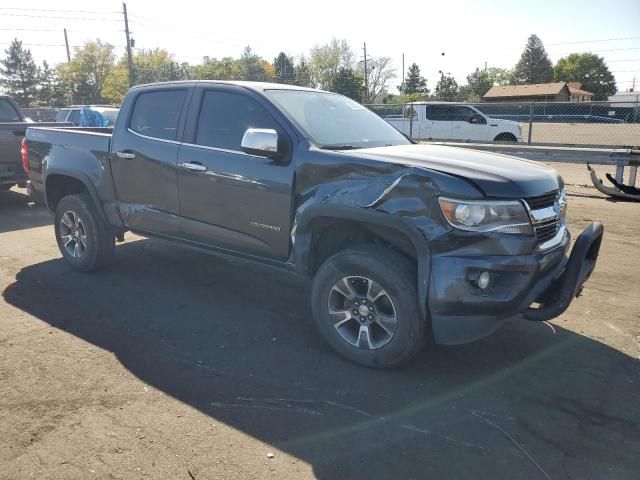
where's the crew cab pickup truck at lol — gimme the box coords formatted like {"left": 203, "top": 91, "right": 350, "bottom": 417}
{"left": 24, "top": 81, "right": 603, "bottom": 367}
{"left": 383, "top": 101, "right": 523, "bottom": 143}
{"left": 1, "top": 95, "right": 70, "bottom": 193}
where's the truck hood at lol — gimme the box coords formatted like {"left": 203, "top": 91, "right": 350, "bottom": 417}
{"left": 344, "top": 144, "right": 560, "bottom": 198}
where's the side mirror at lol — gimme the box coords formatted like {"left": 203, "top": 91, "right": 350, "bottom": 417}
{"left": 469, "top": 114, "right": 486, "bottom": 125}
{"left": 241, "top": 128, "right": 279, "bottom": 157}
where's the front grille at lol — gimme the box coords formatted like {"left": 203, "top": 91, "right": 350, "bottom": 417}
{"left": 534, "top": 218, "right": 560, "bottom": 242}
{"left": 524, "top": 191, "right": 558, "bottom": 210}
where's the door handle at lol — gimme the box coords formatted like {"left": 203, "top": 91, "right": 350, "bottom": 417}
{"left": 116, "top": 151, "right": 136, "bottom": 159}
{"left": 180, "top": 162, "right": 207, "bottom": 172}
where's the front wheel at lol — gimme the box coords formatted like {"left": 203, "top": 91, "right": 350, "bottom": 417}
{"left": 54, "top": 193, "right": 115, "bottom": 272}
{"left": 494, "top": 132, "right": 517, "bottom": 143}
{"left": 311, "top": 245, "right": 426, "bottom": 367}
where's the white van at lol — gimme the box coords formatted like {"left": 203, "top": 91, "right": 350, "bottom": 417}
{"left": 383, "top": 102, "right": 522, "bottom": 143}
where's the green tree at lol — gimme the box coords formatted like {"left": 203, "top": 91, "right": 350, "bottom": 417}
{"left": 0, "top": 38, "right": 39, "bottom": 106}
{"left": 37, "top": 61, "right": 66, "bottom": 106}
{"left": 309, "top": 38, "right": 355, "bottom": 89}
{"left": 329, "top": 67, "right": 364, "bottom": 102}
{"left": 192, "top": 56, "right": 243, "bottom": 80}
{"left": 273, "top": 52, "right": 295, "bottom": 84}
{"left": 132, "top": 48, "right": 187, "bottom": 85}
{"left": 554, "top": 53, "right": 616, "bottom": 100}
{"left": 293, "top": 56, "right": 313, "bottom": 87}
{"left": 238, "top": 46, "right": 274, "bottom": 82}
{"left": 359, "top": 56, "right": 395, "bottom": 103}
{"left": 513, "top": 34, "right": 553, "bottom": 84}
{"left": 59, "top": 40, "right": 116, "bottom": 103}
{"left": 463, "top": 68, "right": 493, "bottom": 100}
{"left": 434, "top": 74, "right": 459, "bottom": 100}
{"left": 400, "top": 63, "right": 428, "bottom": 97}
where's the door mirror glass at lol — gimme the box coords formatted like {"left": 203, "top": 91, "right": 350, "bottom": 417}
{"left": 241, "top": 128, "right": 279, "bottom": 157}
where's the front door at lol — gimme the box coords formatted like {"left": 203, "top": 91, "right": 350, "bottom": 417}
{"left": 450, "top": 106, "right": 489, "bottom": 141}
{"left": 110, "top": 88, "right": 189, "bottom": 236}
{"left": 176, "top": 87, "right": 295, "bottom": 260}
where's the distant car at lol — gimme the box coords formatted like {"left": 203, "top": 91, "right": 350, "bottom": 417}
{"left": 382, "top": 101, "right": 523, "bottom": 143}
{"left": 56, "top": 106, "right": 119, "bottom": 127}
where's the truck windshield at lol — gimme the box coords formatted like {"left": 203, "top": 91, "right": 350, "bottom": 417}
{"left": 265, "top": 90, "right": 410, "bottom": 149}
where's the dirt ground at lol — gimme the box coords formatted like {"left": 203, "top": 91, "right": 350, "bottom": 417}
{"left": 1, "top": 187, "right": 639, "bottom": 480}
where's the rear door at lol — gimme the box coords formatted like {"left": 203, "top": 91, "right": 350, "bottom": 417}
{"left": 424, "top": 105, "right": 454, "bottom": 140}
{"left": 110, "top": 87, "right": 190, "bottom": 235}
{"left": 176, "top": 85, "right": 295, "bottom": 260}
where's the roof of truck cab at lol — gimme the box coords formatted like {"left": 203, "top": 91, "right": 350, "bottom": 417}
{"left": 130, "top": 80, "right": 324, "bottom": 93}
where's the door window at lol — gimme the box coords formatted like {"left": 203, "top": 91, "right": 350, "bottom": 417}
{"left": 195, "top": 90, "right": 281, "bottom": 151}
{"left": 0, "top": 98, "right": 21, "bottom": 122}
{"left": 129, "top": 90, "right": 187, "bottom": 141}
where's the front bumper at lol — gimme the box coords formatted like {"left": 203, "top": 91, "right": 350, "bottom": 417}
{"left": 429, "top": 222, "right": 603, "bottom": 345}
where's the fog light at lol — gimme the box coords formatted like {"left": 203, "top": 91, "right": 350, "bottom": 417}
{"left": 477, "top": 271, "right": 491, "bottom": 290}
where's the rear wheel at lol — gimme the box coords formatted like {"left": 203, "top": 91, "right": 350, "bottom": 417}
{"left": 54, "top": 193, "right": 115, "bottom": 271}
{"left": 311, "top": 245, "right": 426, "bottom": 367}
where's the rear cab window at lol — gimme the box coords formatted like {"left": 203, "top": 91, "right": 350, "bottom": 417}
{"left": 0, "top": 98, "right": 21, "bottom": 122}
{"left": 129, "top": 90, "right": 187, "bottom": 141}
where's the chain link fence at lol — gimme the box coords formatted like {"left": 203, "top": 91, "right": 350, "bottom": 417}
{"left": 367, "top": 100, "right": 640, "bottom": 197}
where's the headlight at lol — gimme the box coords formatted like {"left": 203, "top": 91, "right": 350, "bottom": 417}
{"left": 438, "top": 197, "right": 533, "bottom": 234}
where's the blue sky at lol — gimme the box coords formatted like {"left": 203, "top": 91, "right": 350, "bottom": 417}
{"left": 1, "top": 0, "right": 638, "bottom": 93}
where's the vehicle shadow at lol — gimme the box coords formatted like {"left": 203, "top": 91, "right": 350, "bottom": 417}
{"left": 0, "top": 188, "right": 51, "bottom": 233}
{"left": 3, "top": 238, "right": 639, "bottom": 479}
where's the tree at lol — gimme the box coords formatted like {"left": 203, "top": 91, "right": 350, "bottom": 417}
{"left": 513, "top": 34, "right": 553, "bottom": 84}
{"left": 293, "top": 56, "right": 313, "bottom": 87}
{"left": 37, "top": 61, "right": 66, "bottom": 106}
{"left": 359, "top": 56, "right": 395, "bottom": 103}
{"left": 400, "top": 63, "right": 428, "bottom": 97}
{"left": 132, "top": 48, "right": 187, "bottom": 85}
{"left": 434, "top": 74, "right": 459, "bottom": 100}
{"left": 238, "top": 46, "right": 274, "bottom": 82}
{"left": 59, "top": 40, "right": 116, "bottom": 103}
{"left": 330, "top": 68, "right": 364, "bottom": 102}
{"left": 0, "top": 39, "right": 39, "bottom": 107}
{"left": 273, "top": 52, "right": 295, "bottom": 84}
{"left": 555, "top": 53, "right": 616, "bottom": 100}
{"left": 192, "top": 56, "right": 243, "bottom": 80}
{"left": 308, "top": 38, "right": 355, "bottom": 89}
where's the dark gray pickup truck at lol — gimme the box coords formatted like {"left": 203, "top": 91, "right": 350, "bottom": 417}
{"left": 25, "top": 81, "right": 603, "bottom": 367}
{"left": 0, "top": 95, "right": 65, "bottom": 192}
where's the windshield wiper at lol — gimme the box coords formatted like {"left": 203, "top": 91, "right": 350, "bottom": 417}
{"left": 319, "top": 144, "right": 357, "bottom": 150}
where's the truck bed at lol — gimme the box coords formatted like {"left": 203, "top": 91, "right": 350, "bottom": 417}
{"left": 1, "top": 122, "right": 71, "bottom": 187}
{"left": 25, "top": 126, "right": 113, "bottom": 200}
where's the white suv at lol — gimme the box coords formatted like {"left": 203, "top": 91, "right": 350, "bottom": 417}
{"left": 384, "top": 102, "right": 522, "bottom": 143}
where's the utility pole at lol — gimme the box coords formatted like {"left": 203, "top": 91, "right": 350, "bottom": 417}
{"left": 63, "top": 28, "right": 71, "bottom": 63}
{"left": 363, "top": 42, "right": 368, "bottom": 103}
{"left": 484, "top": 61, "right": 487, "bottom": 72}
{"left": 123, "top": 2, "right": 134, "bottom": 87}
{"left": 402, "top": 53, "right": 405, "bottom": 92}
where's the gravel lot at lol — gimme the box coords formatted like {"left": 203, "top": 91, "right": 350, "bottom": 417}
{"left": 1, "top": 187, "right": 639, "bottom": 480}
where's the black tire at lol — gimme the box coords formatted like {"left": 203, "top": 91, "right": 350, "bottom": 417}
{"left": 494, "top": 132, "right": 517, "bottom": 143}
{"left": 54, "top": 193, "right": 115, "bottom": 272}
{"left": 311, "top": 245, "right": 426, "bottom": 367}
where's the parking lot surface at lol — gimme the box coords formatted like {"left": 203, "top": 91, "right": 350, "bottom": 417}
{"left": 1, "top": 187, "right": 639, "bottom": 480}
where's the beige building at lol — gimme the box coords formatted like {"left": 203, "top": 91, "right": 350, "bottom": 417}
{"left": 483, "top": 82, "right": 593, "bottom": 103}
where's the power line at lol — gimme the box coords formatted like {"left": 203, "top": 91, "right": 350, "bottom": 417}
{"left": 550, "top": 47, "right": 640, "bottom": 56}
{"left": 0, "top": 7, "right": 119, "bottom": 14}
{"left": 0, "top": 12, "right": 121, "bottom": 21}
{"left": 548, "top": 36, "right": 640, "bottom": 46}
